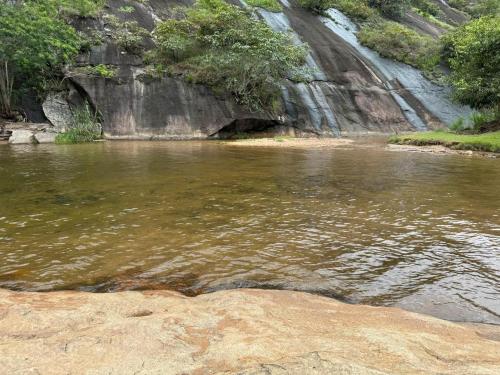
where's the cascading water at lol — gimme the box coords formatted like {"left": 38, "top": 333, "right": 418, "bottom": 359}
{"left": 259, "top": 9, "right": 341, "bottom": 134}
{"left": 242, "top": 1, "right": 341, "bottom": 135}
{"left": 321, "top": 8, "right": 470, "bottom": 125}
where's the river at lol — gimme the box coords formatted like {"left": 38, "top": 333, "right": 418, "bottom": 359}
{"left": 0, "top": 140, "right": 499, "bottom": 323}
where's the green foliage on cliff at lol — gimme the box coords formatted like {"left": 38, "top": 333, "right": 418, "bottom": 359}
{"left": 0, "top": 1, "right": 82, "bottom": 116}
{"left": 103, "top": 14, "right": 149, "bottom": 54}
{"left": 358, "top": 20, "right": 441, "bottom": 73}
{"left": 76, "top": 64, "right": 118, "bottom": 78}
{"left": 152, "top": 0, "right": 308, "bottom": 112}
{"left": 297, "top": 0, "right": 412, "bottom": 19}
{"left": 368, "top": 0, "right": 410, "bottom": 19}
{"left": 443, "top": 16, "right": 500, "bottom": 109}
{"left": 297, "top": 0, "right": 375, "bottom": 19}
{"left": 411, "top": 0, "right": 439, "bottom": 16}
{"left": 53, "top": 0, "right": 106, "bottom": 17}
{"left": 448, "top": 0, "right": 500, "bottom": 18}
{"left": 245, "top": 0, "right": 283, "bottom": 12}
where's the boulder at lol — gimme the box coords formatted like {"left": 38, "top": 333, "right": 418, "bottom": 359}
{"left": 42, "top": 92, "right": 73, "bottom": 132}
{"left": 8, "top": 129, "right": 36, "bottom": 144}
{"left": 34, "top": 131, "right": 57, "bottom": 144}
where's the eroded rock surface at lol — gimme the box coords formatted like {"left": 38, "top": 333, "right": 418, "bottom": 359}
{"left": 0, "top": 288, "right": 499, "bottom": 374}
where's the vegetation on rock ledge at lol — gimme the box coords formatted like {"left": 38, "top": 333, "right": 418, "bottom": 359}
{"left": 150, "top": 0, "right": 308, "bottom": 113}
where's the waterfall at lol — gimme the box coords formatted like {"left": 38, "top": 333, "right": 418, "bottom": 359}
{"left": 255, "top": 6, "right": 340, "bottom": 135}
{"left": 321, "top": 8, "right": 470, "bottom": 126}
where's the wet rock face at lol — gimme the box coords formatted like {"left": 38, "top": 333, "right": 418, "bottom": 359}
{"left": 71, "top": 72, "right": 267, "bottom": 139}
{"left": 0, "top": 288, "right": 499, "bottom": 374}
{"left": 70, "top": 0, "right": 469, "bottom": 138}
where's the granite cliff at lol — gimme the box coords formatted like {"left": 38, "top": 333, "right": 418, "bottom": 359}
{"left": 46, "top": 0, "right": 471, "bottom": 139}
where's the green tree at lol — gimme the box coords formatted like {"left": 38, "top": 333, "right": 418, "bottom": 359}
{"left": 152, "top": 0, "right": 308, "bottom": 112}
{"left": 443, "top": 16, "right": 500, "bottom": 109}
{"left": 0, "top": 1, "right": 81, "bottom": 117}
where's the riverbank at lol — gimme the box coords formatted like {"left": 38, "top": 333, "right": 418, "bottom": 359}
{"left": 389, "top": 131, "right": 500, "bottom": 153}
{"left": 1, "top": 288, "right": 499, "bottom": 374}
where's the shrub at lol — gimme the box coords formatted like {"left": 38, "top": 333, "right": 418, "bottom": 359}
{"left": 151, "top": 0, "right": 308, "bottom": 112}
{"left": 56, "top": 0, "right": 106, "bottom": 17}
{"left": 442, "top": 16, "right": 500, "bottom": 109}
{"left": 103, "top": 14, "right": 150, "bottom": 54}
{"left": 330, "top": 0, "right": 376, "bottom": 19}
{"left": 118, "top": 6, "right": 135, "bottom": 14}
{"left": 298, "top": 0, "right": 375, "bottom": 19}
{"left": 449, "top": 117, "right": 467, "bottom": 132}
{"left": 411, "top": 0, "right": 439, "bottom": 16}
{"left": 297, "top": 0, "right": 333, "bottom": 13}
{"left": 368, "top": 0, "right": 411, "bottom": 19}
{"left": 448, "top": 0, "right": 499, "bottom": 18}
{"left": 74, "top": 64, "right": 118, "bottom": 78}
{"left": 56, "top": 102, "right": 102, "bottom": 144}
{"left": 358, "top": 20, "right": 441, "bottom": 73}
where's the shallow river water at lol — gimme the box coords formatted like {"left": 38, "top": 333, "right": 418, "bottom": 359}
{"left": 1, "top": 141, "right": 499, "bottom": 323}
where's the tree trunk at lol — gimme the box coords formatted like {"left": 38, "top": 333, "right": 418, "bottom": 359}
{"left": 0, "top": 60, "right": 14, "bottom": 118}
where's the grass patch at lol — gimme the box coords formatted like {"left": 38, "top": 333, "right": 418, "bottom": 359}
{"left": 246, "top": 0, "right": 283, "bottom": 12}
{"left": 55, "top": 102, "right": 102, "bottom": 144}
{"left": 389, "top": 131, "right": 500, "bottom": 152}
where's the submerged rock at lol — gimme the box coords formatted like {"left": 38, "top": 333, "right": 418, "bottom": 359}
{"left": 0, "top": 288, "right": 498, "bottom": 374}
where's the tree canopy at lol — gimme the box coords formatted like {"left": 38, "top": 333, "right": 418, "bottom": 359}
{"left": 0, "top": 1, "right": 85, "bottom": 115}
{"left": 152, "top": 0, "right": 308, "bottom": 112}
{"left": 443, "top": 16, "right": 500, "bottom": 110}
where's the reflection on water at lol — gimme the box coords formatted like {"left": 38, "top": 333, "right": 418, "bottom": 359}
{"left": 0, "top": 141, "right": 499, "bottom": 323}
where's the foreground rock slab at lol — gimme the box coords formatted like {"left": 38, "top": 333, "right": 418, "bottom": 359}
{"left": 0, "top": 289, "right": 499, "bottom": 374}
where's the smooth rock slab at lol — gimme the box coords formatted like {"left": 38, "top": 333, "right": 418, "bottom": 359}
{"left": 34, "top": 131, "right": 57, "bottom": 144}
{"left": 8, "top": 129, "right": 36, "bottom": 144}
{"left": 0, "top": 288, "right": 499, "bottom": 374}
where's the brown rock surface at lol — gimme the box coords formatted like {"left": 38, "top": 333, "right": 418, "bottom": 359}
{"left": 0, "top": 288, "right": 499, "bottom": 374}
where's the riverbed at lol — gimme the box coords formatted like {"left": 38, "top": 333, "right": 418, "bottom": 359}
{"left": 1, "top": 140, "right": 499, "bottom": 323}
